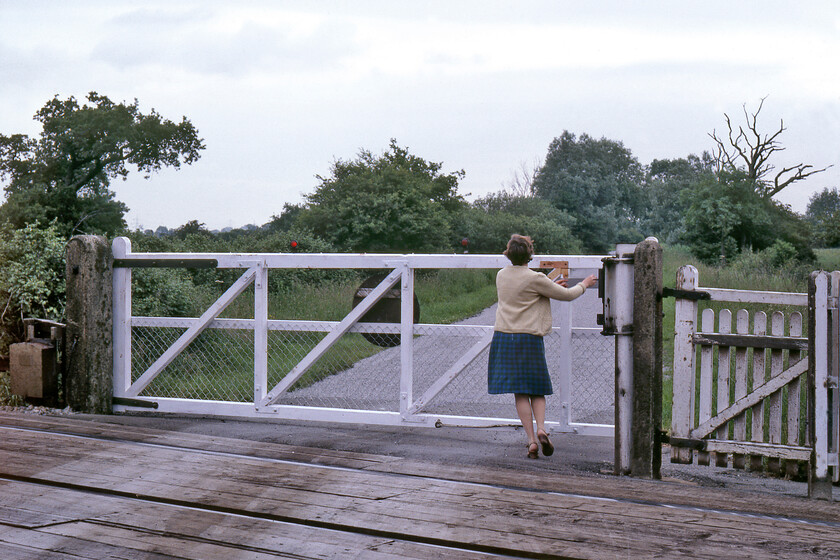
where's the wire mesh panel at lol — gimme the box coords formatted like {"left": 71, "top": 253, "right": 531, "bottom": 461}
{"left": 411, "top": 328, "right": 615, "bottom": 423}
{"left": 132, "top": 326, "right": 254, "bottom": 402}
{"left": 272, "top": 325, "right": 399, "bottom": 411}
{"left": 567, "top": 331, "right": 614, "bottom": 425}
{"left": 413, "top": 330, "right": 509, "bottom": 419}
{"left": 130, "top": 312, "right": 614, "bottom": 423}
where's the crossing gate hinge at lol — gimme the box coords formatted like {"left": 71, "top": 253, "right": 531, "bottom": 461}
{"left": 602, "top": 254, "right": 634, "bottom": 265}
{"left": 661, "top": 287, "right": 711, "bottom": 301}
{"left": 661, "top": 433, "right": 707, "bottom": 451}
{"left": 826, "top": 376, "right": 839, "bottom": 389}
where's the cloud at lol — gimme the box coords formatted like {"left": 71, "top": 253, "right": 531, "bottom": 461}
{"left": 91, "top": 8, "right": 358, "bottom": 77}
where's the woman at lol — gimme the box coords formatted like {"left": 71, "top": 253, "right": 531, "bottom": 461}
{"left": 488, "top": 234, "right": 598, "bottom": 459}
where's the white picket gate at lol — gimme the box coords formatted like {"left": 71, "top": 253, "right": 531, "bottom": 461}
{"left": 111, "top": 237, "right": 615, "bottom": 435}
{"left": 669, "top": 265, "right": 839, "bottom": 489}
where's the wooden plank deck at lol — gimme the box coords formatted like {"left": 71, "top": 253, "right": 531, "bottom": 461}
{"left": 1, "top": 413, "right": 839, "bottom": 559}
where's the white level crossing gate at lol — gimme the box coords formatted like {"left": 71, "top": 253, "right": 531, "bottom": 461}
{"left": 112, "top": 237, "right": 614, "bottom": 436}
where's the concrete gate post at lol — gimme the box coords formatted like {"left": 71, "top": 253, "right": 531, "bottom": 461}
{"left": 65, "top": 235, "right": 113, "bottom": 413}
{"left": 631, "top": 237, "right": 663, "bottom": 479}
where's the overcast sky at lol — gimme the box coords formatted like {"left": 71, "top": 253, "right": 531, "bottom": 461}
{"left": 2, "top": 1, "right": 839, "bottom": 230}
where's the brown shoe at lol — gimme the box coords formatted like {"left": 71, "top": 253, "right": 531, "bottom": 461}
{"left": 537, "top": 431, "right": 554, "bottom": 457}
{"left": 527, "top": 442, "right": 539, "bottom": 459}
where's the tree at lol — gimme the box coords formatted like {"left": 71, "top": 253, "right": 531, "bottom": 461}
{"left": 459, "top": 192, "right": 581, "bottom": 254}
{"left": 297, "top": 140, "right": 466, "bottom": 253}
{"left": 173, "top": 219, "right": 210, "bottom": 240}
{"left": 641, "top": 153, "right": 716, "bottom": 243}
{"left": 806, "top": 187, "right": 840, "bottom": 247}
{"left": 681, "top": 170, "right": 813, "bottom": 264}
{"left": 0, "top": 92, "right": 204, "bottom": 236}
{"left": 532, "top": 131, "right": 645, "bottom": 252}
{"left": 0, "top": 221, "right": 66, "bottom": 353}
{"left": 709, "top": 97, "right": 830, "bottom": 199}
{"left": 266, "top": 202, "right": 305, "bottom": 233}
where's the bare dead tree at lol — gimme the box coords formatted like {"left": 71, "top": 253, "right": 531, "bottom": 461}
{"left": 709, "top": 97, "right": 831, "bottom": 198}
{"left": 502, "top": 157, "right": 543, "bottom": 197}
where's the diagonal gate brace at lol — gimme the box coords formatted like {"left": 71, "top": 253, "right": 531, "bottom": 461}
{"left": 690, "top": 359, "right": 808, "bottom": 439}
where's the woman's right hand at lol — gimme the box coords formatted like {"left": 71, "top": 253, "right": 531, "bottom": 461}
{"left": 582, "top": 274, "right": 598, "bottom": 289}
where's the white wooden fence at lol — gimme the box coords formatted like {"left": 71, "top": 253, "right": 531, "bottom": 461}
{"left": 669, "top": 265, "right": 839, "bottom": 492}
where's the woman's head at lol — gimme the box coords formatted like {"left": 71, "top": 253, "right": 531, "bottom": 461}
{"left": 503, "top": 234, "right": 534, "bottom": 265}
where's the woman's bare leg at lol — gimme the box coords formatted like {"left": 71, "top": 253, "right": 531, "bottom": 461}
{"left": 514, "top": 393, "right": 537, "bottom": 444}
{"left": 531, "top": 395, "right": 547, "bottom": 436}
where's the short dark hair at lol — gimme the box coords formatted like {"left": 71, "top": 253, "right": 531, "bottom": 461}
{"left": 503, "top": 234, "right": 534, "bottom": 265}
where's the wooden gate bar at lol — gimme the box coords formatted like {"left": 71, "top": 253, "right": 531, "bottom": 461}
{"left": 692, "top": 333, "right": 808, "bottom": 350}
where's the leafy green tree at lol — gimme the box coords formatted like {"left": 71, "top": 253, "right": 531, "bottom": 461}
{"left": 681, "top": 170, "right": 812, "bottom": 264}
{"left": 460, "top": 192, "right": 581, "bottom": 254}
{"left": 173, "top": 219, "right": 210, "bottom": 240}
{"left": 532, "top": 131, "right": 644, "bottom": 252}
{"left": 266, "top": 203, "right": 305, "bottom": 233}
{"left": 641, "top": 153, "right": 715, "bottom": 243}
{"left": 806, "top": 187, "right": 840, "bottom": 247}
{"left": 297, "top": 140, "right": 466, "bottom": 253}
{"left": 0, "top": 221, "right": 66, "bottom": 353}
{"left": 0, "top": 92, "right": 204, "bottom": 236}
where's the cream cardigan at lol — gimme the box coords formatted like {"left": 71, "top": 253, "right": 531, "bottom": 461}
{"left": 493, "top": 265, "right": 587, "bottom": 337}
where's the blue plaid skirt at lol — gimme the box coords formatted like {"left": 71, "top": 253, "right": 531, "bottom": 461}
{"left": 487, "top": 332, "right": 553, "bottom": 395}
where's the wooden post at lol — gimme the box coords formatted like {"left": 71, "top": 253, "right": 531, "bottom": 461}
{"left": 808, "top": 271, "right": 832, "bottom": 499}
{"left": 631, "top": 237, "right": 662, "bottom": 479}
{"left": 671, "top": 265, "right": 698, "bottom": 464}
{"left": 65, "top": 235, "right": 113, "bottom": 413}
